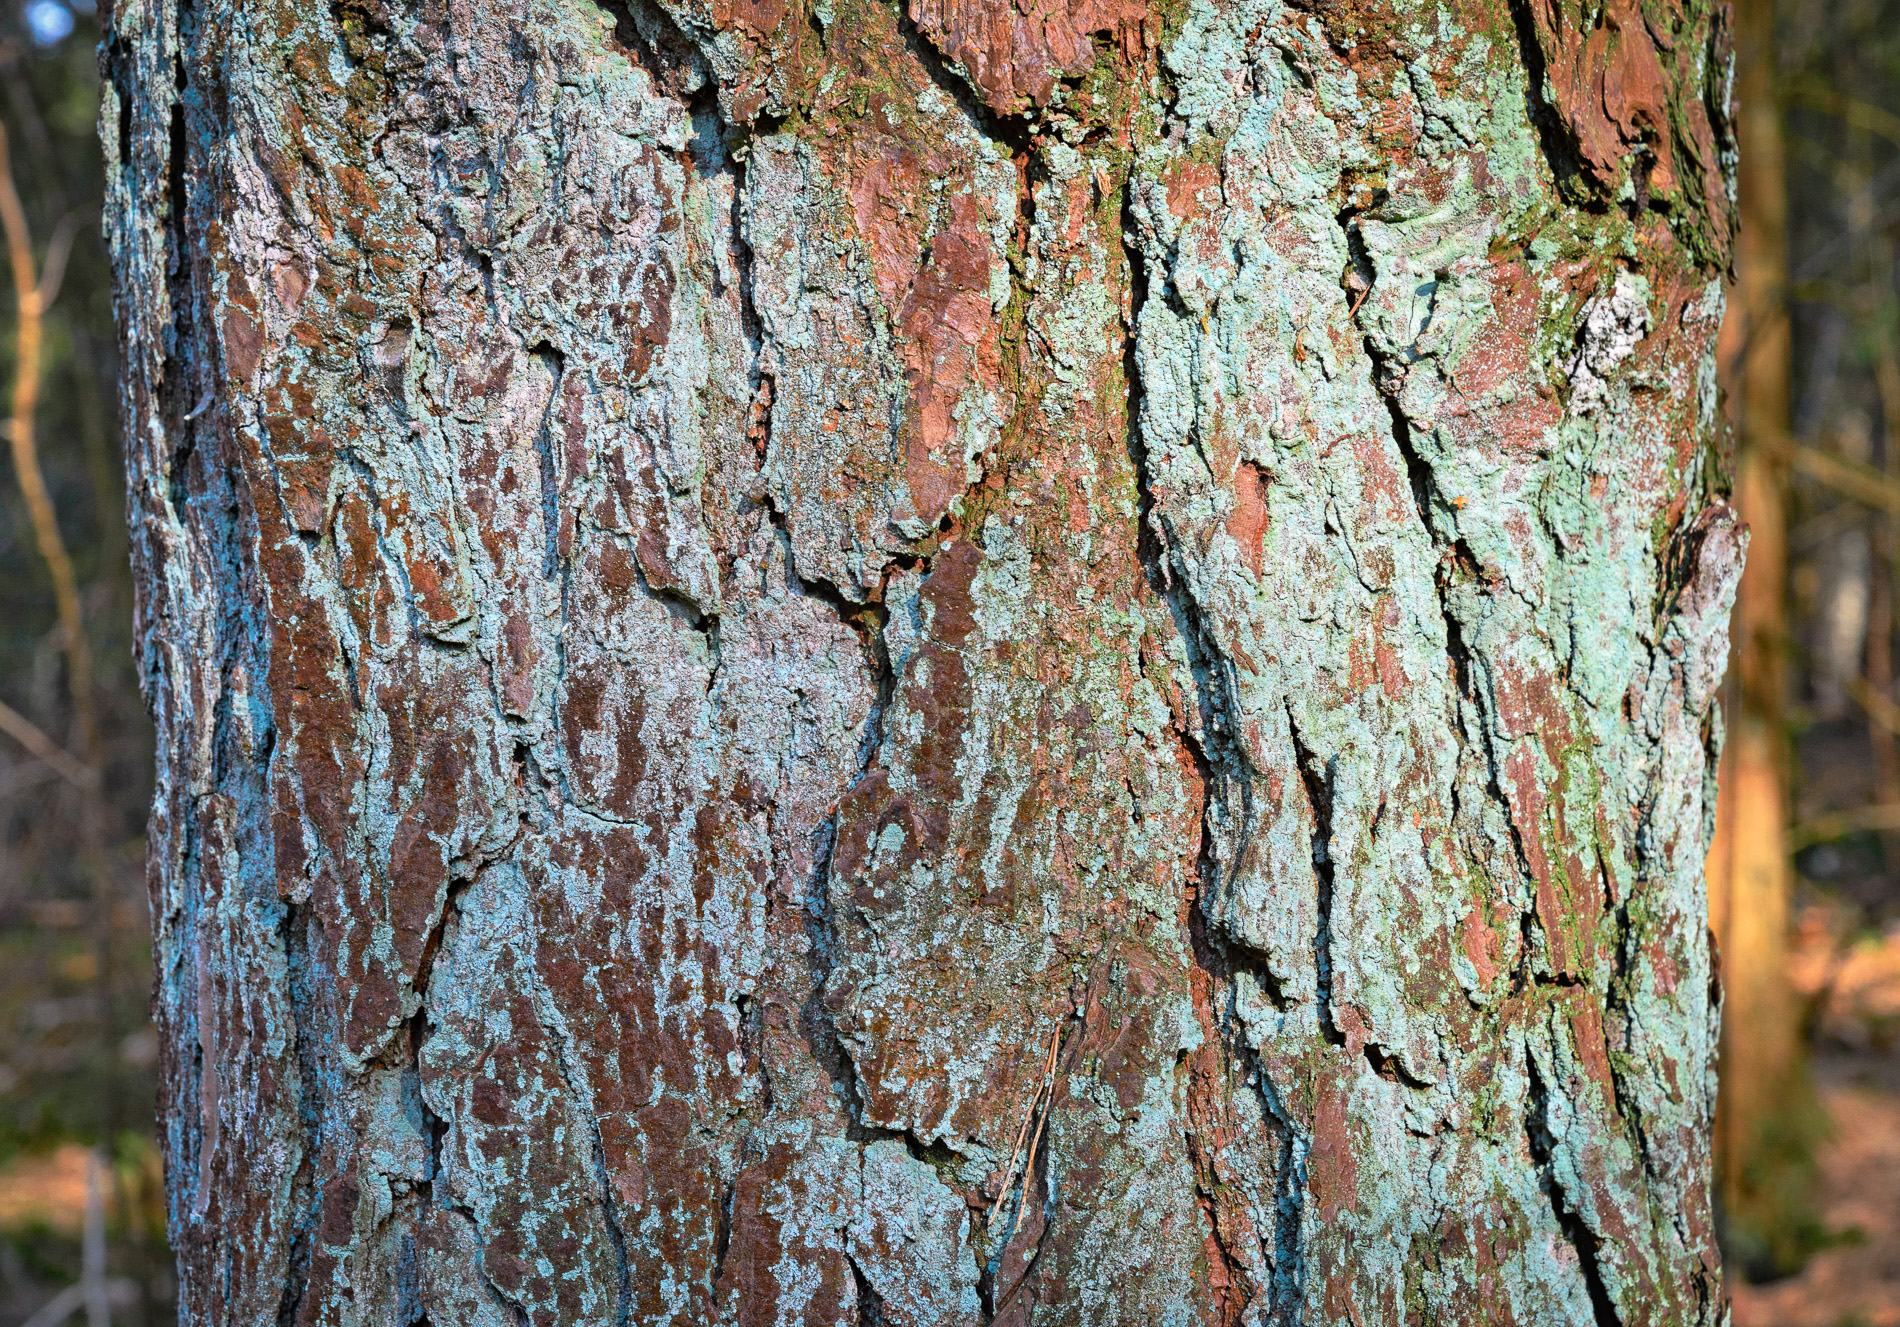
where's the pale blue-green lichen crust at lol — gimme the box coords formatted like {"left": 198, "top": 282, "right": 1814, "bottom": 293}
{"left": 104, "top": 0, "right": 1737, "bottom": 1318}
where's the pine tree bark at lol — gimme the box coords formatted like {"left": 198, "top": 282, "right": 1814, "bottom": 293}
{"left": 104, "top": 0, "right": 1742, "bottom": 1320}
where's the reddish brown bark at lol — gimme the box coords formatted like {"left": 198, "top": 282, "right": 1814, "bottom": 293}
{"left": 106, "top": 0, "right": 1743, "bottom": 1319}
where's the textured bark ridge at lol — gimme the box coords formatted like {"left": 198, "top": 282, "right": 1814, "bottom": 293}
{"left": 104, "top": 0, "right": 1740, "bottom": 1318}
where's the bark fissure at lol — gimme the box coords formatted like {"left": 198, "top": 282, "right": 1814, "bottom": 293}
{"left": 528, "top": 342, "right": 567, "bottom": 587}
{"left": 795, "top": 706, "right": 972, "bottom": 1182}
{"left": 1501, "top": 0, "right": 1599, "bottom": 207}
{"left": 1183, "top": 917, "right": 1266, "bottom": 1326}
{"left": 984, "top": 1111, "right": 1059, "bottom": 1325}
{"left": 1345, "top": 223, "right": 1556, "bottom": 996}
{"left": 275, "top": 904, "right": 324, "bottom": 1327}
{"left": 1527, "top": 1052, "right": 1623, "bottom": 1327}
{"left": 1123, "top": 180, "right": 1303, "bottom": 1323}
{"left": 848, "top": 1249, "right": 889, "bottom": 1326}
{"left": 894, "top": 0, "right": 1037, "bottom": 160}
{"left": 795, "top": 826, "right": 872, "bottom": 1134}
{"left": 1599, "top": 923, "right": 1654, "bottom": 1170}
{"left": 530, "top": 967, "right": 635, "bottom": 1327}
{"left": 160, "top": 99, "right": 196, "bottom": 517}
{"left": 709, "top": 1168, "right": 739, "bottom": 1302}
{"left": 1439, "top": 592, "right": 1551, "bottom": 991}
{"left": 593, "top": 0, "right": 719, "bottom": 103}
{"left": 1286, "top": 708, "right": 1343, "bottom": 1051}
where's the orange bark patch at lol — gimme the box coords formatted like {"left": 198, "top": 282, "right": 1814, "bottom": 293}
{"left": 1307, "top": 1069, "right": 1360, "bottom": 1226}
{"left": 1523, "top": 0, "right": 1733, "bottom": 255}
{"left": 1461, "top": 905, "right": 1503, "bottom": 987}
{"left": 1226, "top": 460, "right": 1270, "bottom": 578}
{"left": 909, "top": 0, "right": 1148, "bottom": 114}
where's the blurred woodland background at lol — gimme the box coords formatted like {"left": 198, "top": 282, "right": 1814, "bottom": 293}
{"left": 1717, "top": 0, "right": 1900, "bottom": 1322}
{"left": 0, "top": 0, "right": 1896, "bottom": 1322}
{"left": 1, "top": 0, "right": 167, "bottom": 1322}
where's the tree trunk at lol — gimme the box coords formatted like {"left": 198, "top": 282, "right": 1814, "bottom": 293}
{"left": 103, "top": 0, "right": 1741, "bottom": 1319}
{"left": 1707, "top": 0, "right": 1821, "bottom": 1279}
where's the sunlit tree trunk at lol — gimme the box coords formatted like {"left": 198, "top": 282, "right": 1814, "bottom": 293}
{"left": 106, "top": 0, "right": 1743, "bottom": 1319}
{"left": 1709, "top": 0, "right": 1823, "bottom": 1279}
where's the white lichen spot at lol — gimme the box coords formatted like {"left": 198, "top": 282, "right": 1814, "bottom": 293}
{"left": 1567, "top": 270, "right": 1652, "bottom": 417}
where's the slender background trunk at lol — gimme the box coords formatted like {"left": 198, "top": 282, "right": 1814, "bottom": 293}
{"left": 1708, "top": 0, "right": 1826, "bottom": 1280}
{"left": 105, "top": 0, "right": 1742, "bottom": 1320}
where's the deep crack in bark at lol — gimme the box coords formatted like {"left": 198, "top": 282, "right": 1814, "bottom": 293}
{"left": 1286, "top": 709, "right": 1342, "bottom": 1052}
{"left": 1501, "top": 0, "right": 1605, "bottom": 209}
{"left": 275, "top": 901, "right": 322, "bottom": 1327}
{"left": 1526, "top": 1053, "right": 1622, "bottom": 1327}
{"left": 1122, "top": 174, "right": 1305, "bottom": 1325}
{"left": 850, "top": 1251, "right": 890, "bottom": 1326}
{"left": 1342, "top": 204, "right": 1556, "bottom": 996}
{"left": 532, "top": 970, "right": 636, "bottom": 1327}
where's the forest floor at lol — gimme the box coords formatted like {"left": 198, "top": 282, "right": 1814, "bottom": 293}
{"left": 1732, "top": 902, "right": 1900, "bottom": 1327}
{"left": 1731, "top": 1053, "right": 1900, "bottom": 1327}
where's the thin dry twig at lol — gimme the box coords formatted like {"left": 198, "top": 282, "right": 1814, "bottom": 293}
{"left": 1855, "top": 668, "right": 1900, "bottom": 741}
{"left": 0, "top": 122, "right": 97, "bottom": 765}
{"left": 1774, "top": 434, "right": 1900, "bottom": 516}
{"left": 984, "top": 1079, "right": 1038, "bottom": 1230}
{"left": 1852, "top": 668, "right": 1900, "bottom": 806}
{"left": 1785, "top": 72, "right": 1900, "bottom": 151}
{"left": 0, "top": 696, "right": 97, "bottom": 789}
{"left": 985, "top": 1025, "right": 1061, "bottom": 1234}
{"left": 83, "top": 1149, "right": 109, "bottom": 1327}
{"left": 1017, "top": 1054, "right": 1058, "bottom": 1223}
{"left": 1791, "top": 789, "right": 1900, "bottom": 848}
{"left": 35, "top": 210, "right": 77, "bottom": 309}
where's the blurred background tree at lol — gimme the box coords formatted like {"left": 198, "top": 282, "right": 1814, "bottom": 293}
{"left": 1710, "top": 0, "right": 1827, "bottom": 1282}
{"left": 1, "top": 0, "right": 167, "bottom": 1321}
{"left": 1719, "top": 0, "right": 1900, "bottom": 1319}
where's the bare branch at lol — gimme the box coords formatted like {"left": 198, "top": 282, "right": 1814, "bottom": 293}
{"left": 0, "top": 121, "right": 99, "bottom": 764}
{"left": 1776, "top": 435, "right": 1900, "bottom": 516}
{"left": 0, "top": 696, "right": 97, "bottom": 789}
{"left": 37, "top": 209, "right": 79, "bottom": 310}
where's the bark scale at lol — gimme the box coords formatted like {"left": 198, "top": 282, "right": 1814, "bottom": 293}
{"left": 104, "top": 0, "right": 1741, "bottom": 1320}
